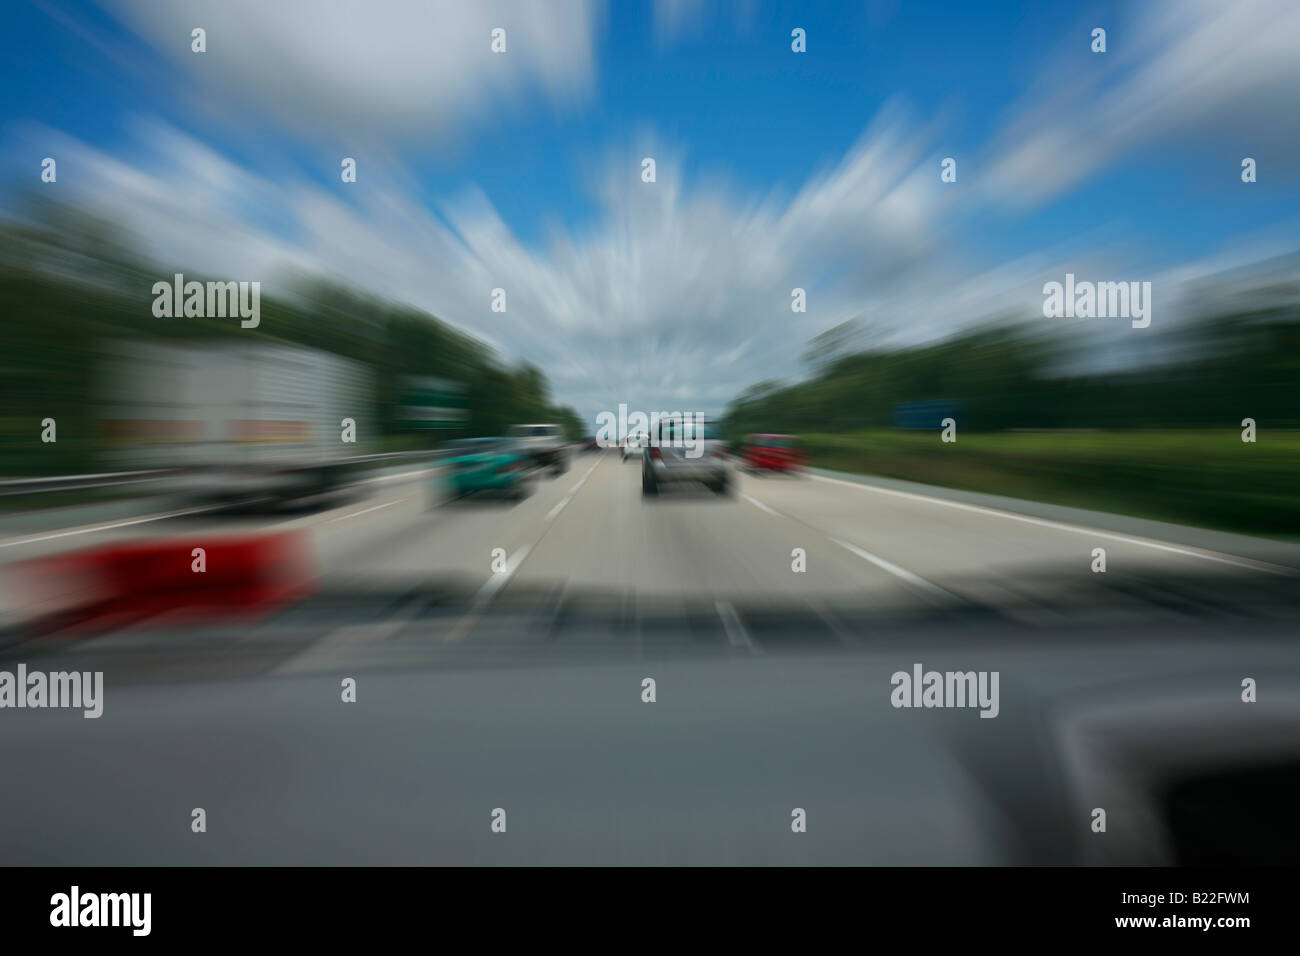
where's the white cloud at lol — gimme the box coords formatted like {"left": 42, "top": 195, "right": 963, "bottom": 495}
{"left": 103, "top": 0, "right": 602, "bottom": 146}
{"left": 652, "top": 0, "right": 758, "bottom": 46}
{"left": 982, "top": 0, "right": 1300, "bottom": 208}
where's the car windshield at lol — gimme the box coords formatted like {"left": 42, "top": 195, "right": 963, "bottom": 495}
{"left": 509, "top": 425, "right": 557, "bottom": 438}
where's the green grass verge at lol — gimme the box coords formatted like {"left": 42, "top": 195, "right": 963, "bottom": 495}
{"left": 800, "top": 430, "right": 1300, "bottom": 539}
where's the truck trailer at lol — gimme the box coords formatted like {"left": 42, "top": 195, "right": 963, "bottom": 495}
{"left": 96, "top": 339, "right": 373, "bottom": 505}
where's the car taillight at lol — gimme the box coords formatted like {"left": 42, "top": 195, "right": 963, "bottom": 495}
{"left": 650, "top": 447, "right": 662, "bottom": 461}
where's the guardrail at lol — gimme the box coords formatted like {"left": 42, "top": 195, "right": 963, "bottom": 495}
{"left": 0, "top": 450, "right": 451, "bottom": 497}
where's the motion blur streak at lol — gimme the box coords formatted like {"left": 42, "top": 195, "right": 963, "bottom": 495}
{"left": 3, "top": 0, "right": 1300, "bottom": 868}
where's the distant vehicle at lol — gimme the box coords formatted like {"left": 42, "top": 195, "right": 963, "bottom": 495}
{"left": 97, "top": 339, "right": 371, "bottom": 505}
{"left": 642, "top": 417, "right": 732, "bottom": 496}
{"left": 507, "top": 423, "right": 569, "bottom": 475}
{"left": 580, "top": 435, "right": 601, "bottom": 452}
{"left": 622, "top": 431, "right": 646, "bottom": 462}
{"left": 742, "top": 434, "right": 804, "bottom": 473}
{"left": 442, "top": 438, "right": 533, "bottom": 500}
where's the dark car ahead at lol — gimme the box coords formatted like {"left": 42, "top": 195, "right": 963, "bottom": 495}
{"left": 742, "top": 433, "right": 804, "bottom": 473}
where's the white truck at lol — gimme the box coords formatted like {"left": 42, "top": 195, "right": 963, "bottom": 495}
{"left": 97, "top": 340, "right": 373, "bottom": 504}
{"left": 507, "top": 423, "right": 569, "bottom": 475}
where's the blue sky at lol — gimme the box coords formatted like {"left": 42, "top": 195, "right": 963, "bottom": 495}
{"left": 5, "top": 0, "right": 1300, "bottom": 421}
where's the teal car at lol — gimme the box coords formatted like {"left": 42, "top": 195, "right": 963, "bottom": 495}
{"left": 442, "top": 437, "right": 534, "bottom": 499}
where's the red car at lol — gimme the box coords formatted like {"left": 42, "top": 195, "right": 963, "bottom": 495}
{"left": 741, "top": 434, "right": 804, "bottom": 472}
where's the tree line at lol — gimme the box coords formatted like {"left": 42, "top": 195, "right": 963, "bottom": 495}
{"left": 0, "top": 200, "right": 584, "bottom": 476}
{"left": 725, "top": 291, "right": 1300, "bottom": 436}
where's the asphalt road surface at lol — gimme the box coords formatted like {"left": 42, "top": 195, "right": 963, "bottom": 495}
{"left": 2, "top": 448, "right": 1297, "bottom": 668}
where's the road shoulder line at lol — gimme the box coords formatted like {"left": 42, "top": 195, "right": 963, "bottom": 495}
{"left": 809, "top": 468, "right": 1297, "bottom": 576}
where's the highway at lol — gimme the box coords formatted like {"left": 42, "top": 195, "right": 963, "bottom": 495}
{"left": 2, "top": 448, "right": 1296, "bottom": 673}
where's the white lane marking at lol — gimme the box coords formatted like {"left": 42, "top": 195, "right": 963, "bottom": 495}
{"left": 741, "top": 492, "right": 780, "bottom": 517}
{"left": 476, "top": 544, "right": 532, "bottom": 601}
{"left": 0, "top": 505, "right": 225, "bottom": 550}
{"left": 546, "top": 496, "right": 572, "bottom": 523}
{"left": 445, "top": 544, "right": 535, "bottom": 643}
{"left": 272, "top": 622, "right": 398, "bottom": 675}
{"left": 0, "top": 475, "right": 428, "bottom": 551}
{"left": 272, "top": 595, "right": 427, "bottom": 674}
{"left": 547, "top": 458, "right": 599, "bottom": 522}
{"left": 831, "top": 537, "right": 962, "bottom": 605}
{"left": 326, "top": 498, "right": 405, "bottom": 523}
{"left": 446, "top": 457, "right": 598, "bottom": 643}
{"left": 715, "top": 600, "right": 756, "bottom": 652}
{"left": 570, "top": 458, "right": 600, "bottom": 494}
{"left": 812, "top": 474, "right": 1293, "bottom": 577}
